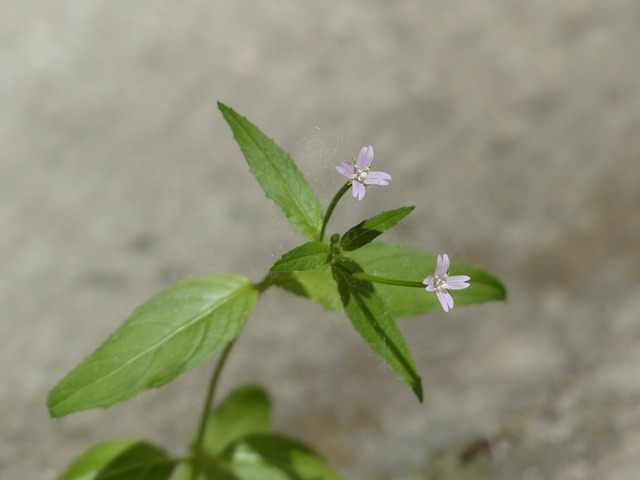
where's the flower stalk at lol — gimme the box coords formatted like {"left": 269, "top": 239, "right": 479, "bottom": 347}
{"left": 318, "top": 182, "right": 351, "bottom": 242}
{"left": 353, "top": 272, "right": 425, "bottom": 288}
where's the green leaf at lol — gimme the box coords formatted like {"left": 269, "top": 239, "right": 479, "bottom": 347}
{"left": 178, "top": 385, "right": 271, "bottom": 480}
{"left": 58, "top": 439, "right": 176, "bottom": 480}
{"left": 348, "top": 242, "right": 507, "bottom": 316}
{"left": 203, "top": 384, "right": 272, "bottom": 455}
{"left": 208, "top": 433, "right": 342, "bottom": 480}
{"left": 274, "top": 265, "right": 342, "bottom": 312}
{"left": 340, "top": 206, "right": 415, "bottom": 251}
{"left": 48, "top": 275, "right": 258, "bottom": 418}
{"left": 271, "top": 242, "right": 330, "bottom": 273}
{"left": 218, "top": 103, "right": 323, "bottom": 240}
{"left": 331, "top": 259, "right": 423, "bottom": 401}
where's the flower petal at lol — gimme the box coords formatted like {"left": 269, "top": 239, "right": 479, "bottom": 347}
{"left": 336, "top": 164, "right": 354, "bottom": 178}
{"left": 435, "top": 255, "right": 446, "bottom": 277}
{"left": 441, "top": 254, "right": 451, "bottom": 274}
{"left": 357, "top": 145, "right": 374, "bottom": 170}
{"left": 365, "top": 171, "right": 391, "bottom": 180}
{"left": 352, "top": 181, "right": 366, "bottom": 200}
{"left": 436, "top": 291, "right": 454, "bottom": 312}
{"left": 423, "top": 276, "right": 435, "bottom": 291}
{"left": 445, "top": 292, "right": 455, "bottom": 310}
{"left": 364, "top": 171, "right": 391, "bottom": 186}
{"left": 364, "top": 178, "right": 390, "bottom": 186}
{"left": 446, "top": 275, "right": 471, "bottom": 290}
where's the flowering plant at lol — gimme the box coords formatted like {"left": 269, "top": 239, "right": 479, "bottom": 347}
{"left": 47, "top": 103, "right": 506, "bottom": 480}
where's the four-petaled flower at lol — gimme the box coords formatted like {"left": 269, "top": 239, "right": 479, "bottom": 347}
{"left": 423, "top": 254, "right": 470, "bottom": 312}
{"left": 336, "top": 145, "right": 391, "bottom": 201}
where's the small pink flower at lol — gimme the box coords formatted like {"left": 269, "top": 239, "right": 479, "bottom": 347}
{"left": 336, "top": 145, "right": 391, "bottom": 201}
{"left": 423, "top": 254, "right": 470, "bottom": 312}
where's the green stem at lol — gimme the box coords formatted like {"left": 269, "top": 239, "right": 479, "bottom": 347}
{"left": 319, "top": 182, "right": 351, "bottom": 242}
{"left": 190, "top": 339, "right": 237, "bottom": 479}
{"left": 354, "top": 272, "right": 425, "bottom": 288}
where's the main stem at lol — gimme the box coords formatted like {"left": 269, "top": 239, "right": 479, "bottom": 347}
{"left": 190, "top": 339, "right": 237, "bottom": 479}
{"left": 319, "top": 182, "right": 351, "bottom": 242}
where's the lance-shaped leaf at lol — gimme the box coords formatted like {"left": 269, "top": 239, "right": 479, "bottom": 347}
{"left": 178, "top": 385, "right": 272, "bottom": 480}
{"left": 58, "top": 439, "right": 176, "bottom": 480}
{"left": 348, "top": 242, "right": 507, "bottom": 316}
{"left": 218, "top": 103, "right": 323, "bottom": 240}
{"left": 48, "top": 274, "right": 258, "bottom": 418}
{"left": 340, "top": 206, "right": 415, "bottom": 251}
{"left": 203, "top": 384, "right": 272, "bottom": 455}
{"left": 331, "top": 259, "right": 423, "bottom": 401}
{"left": 271, "top": 241, "right": 330, "bottom": 273}
{"left": 207, "top": 433, "right": 342, "bottom": 480}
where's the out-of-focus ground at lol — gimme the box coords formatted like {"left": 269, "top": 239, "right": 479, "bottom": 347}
{"left": 2, "top": 2, "right": 639, "bottom": 479}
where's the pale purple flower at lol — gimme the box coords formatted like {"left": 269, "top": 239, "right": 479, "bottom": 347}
{"left": 422, "top": 254, "right": 470, "bottom": 313}
{"left": 336, "top": 145, "right": 391, "bottom": 201}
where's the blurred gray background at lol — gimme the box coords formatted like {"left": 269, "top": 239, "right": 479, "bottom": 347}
{"left": 2, "top": 1, "right": 640, "bottom": 479}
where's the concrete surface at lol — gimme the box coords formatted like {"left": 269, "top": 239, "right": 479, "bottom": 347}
{"left": 1, "top": 1, "right": 639, "bottom": 479}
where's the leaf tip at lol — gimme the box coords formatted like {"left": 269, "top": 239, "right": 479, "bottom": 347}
{"left": 498, "top": 281, "right": 508, "bottom": 300}
{"left": 46, "top": 387, "right": 61, "bottom": 418}
{"left": 46, "top": 387, "right": 73, "bottom": 419}
{"left": 412, "top": 375, "right": 424, "bottom": 403}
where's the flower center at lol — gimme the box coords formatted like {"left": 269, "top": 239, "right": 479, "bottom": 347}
{"left": 433, "top": 275, "right": 449, "bottom": 291}
{"left": 352, "top": 168, "right": 368, "bottom": 184}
